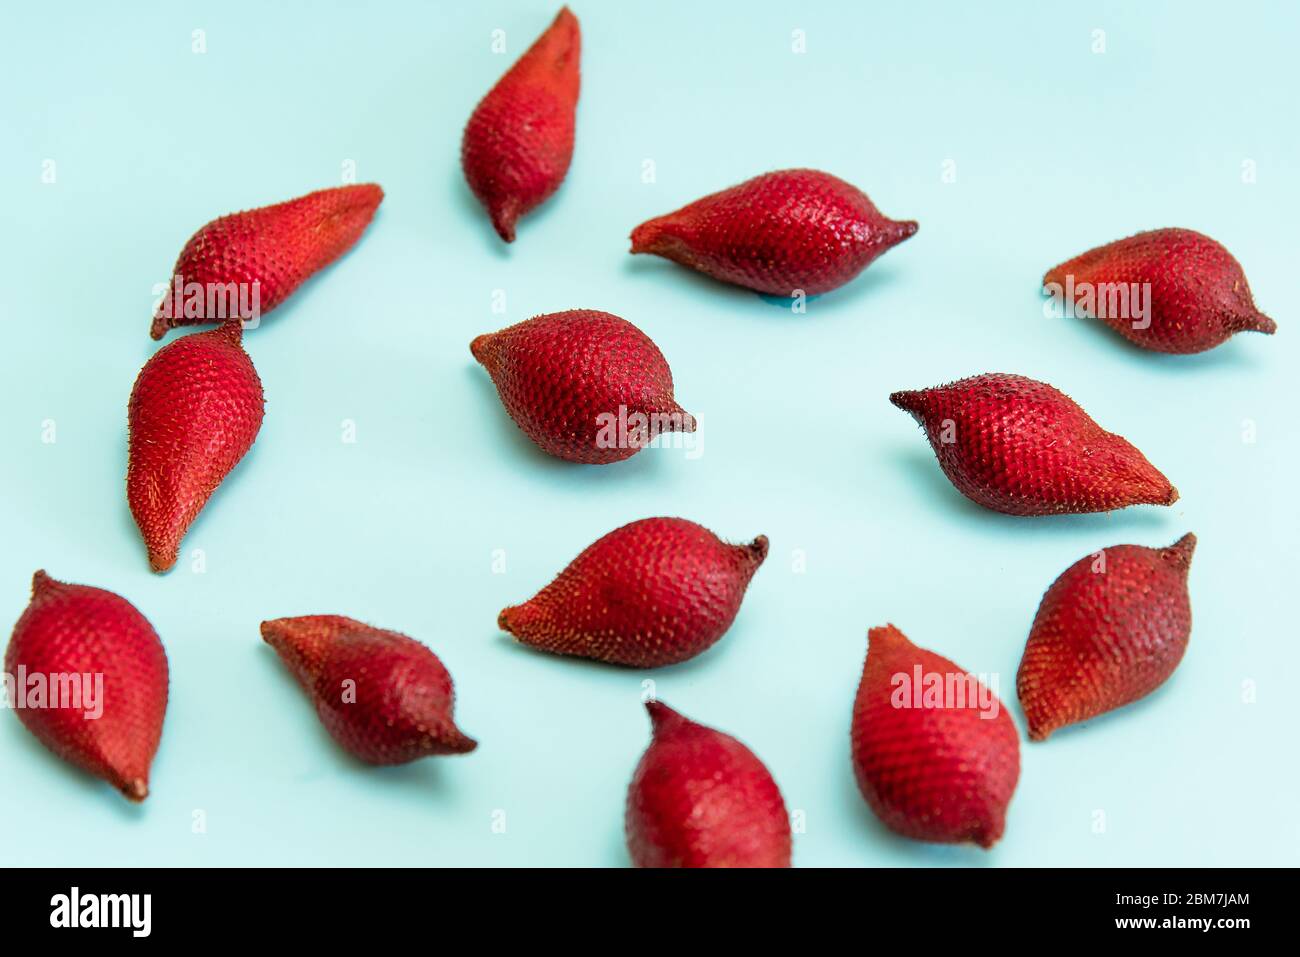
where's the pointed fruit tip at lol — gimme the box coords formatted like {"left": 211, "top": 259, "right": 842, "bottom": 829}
{"left": 469, "top": 333, "right": 494, "bottom": 365}
{"left": 30, "top": 569, "right": 55, "bottom": 595}
{"left": 1247, "top": 311, "right": 1277, "bottom": 335}
{"left": 888, "top": 389, "right": 920, "bottom": 412}
{"left": 121, "top": 777, "right": 149, "bottom": 802}
{"left": 149, "top": 313, "right": 168, "bottom": 340}
{"left": 746, "top": 534, "right": 770, "bottom": 565}
{"left": 1166, "top": 532, "right": 1197, "bottom": 566}
{"left": 890, "top": 219, "right": 919, "bottom": 243}
{"left": 867, "top": 623, "right": 907, "bottom": 648}
{"left": 629, "top": 219, "right": 664, "bottom": 254}
{"left": 446, "top": 731, "right": 478, "bottom": 755}
{"left": 489, "top": 203, "right": 519, "bottom": 243}
{"left": 644, "top": 699, "right": 681, "bottom": 731}
{"left": 496, "top": 605, "right": 520, "bottom": 636}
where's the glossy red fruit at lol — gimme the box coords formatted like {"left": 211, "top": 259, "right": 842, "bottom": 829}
{"left": 5, "top": 571, "right": 168, "bottom": 801}
{"left": 1044, "top": 228, "right": 1276, "bottom": 354}
{"left": 890, "top": 373, "right": 1176, "bottom": 515}
{"left": 851, "top": 624, "right": 1019, "bottom": 848}
{"left": 151, "top": 183, "right": 383, "bottom": 339}
{"left": 499, "top": 517, "right": 768, "bottom": 667}
{"left": 626, "top": 701, "right": 791, "bottom": 868}
{"left": 630, "top": 168, "right": 917, "bottom": 295}
{"left": 461, "top": 7, "right": 580, "bottom": 242}
{"left": 261, "top": 615, "right": 476, "bottom": 764}
{"left": 128, "top": 321, "right": 265, "bottom": 573}
{"left": 1018, "top": 534, "right": 1195, "bottom": 740}
{"left": 471, "top": 309, "right": 694, "bottom": 464}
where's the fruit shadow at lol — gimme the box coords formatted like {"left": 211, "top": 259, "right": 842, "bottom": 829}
{"left": 463, "top": 366, "right": 668, "bottom": 481}
{"left": 621, "top": 256, "right": 907, "bottom": 320}
{"left": 891, "top": 444, "right": 1179, "bottom": 536}
{"left": 254, "top": 644, "right": 462, "bottom": 797}
{"left": 0, "top": 716, "right": 148, "bottom": 819}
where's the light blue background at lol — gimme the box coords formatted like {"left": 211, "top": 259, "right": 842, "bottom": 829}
{"left": 1, "top": 0, "right": 1295, "bottom": 867}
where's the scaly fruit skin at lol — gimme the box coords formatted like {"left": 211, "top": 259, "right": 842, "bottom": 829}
{"left": 1018, "top": 534, "right": 1195, "bottom": 741}
{"left": 127, "top": 321, "right": 265, "bottom": 573}
{"left": 150, "top": 183, "right": 384, "bottom": 339}
{"left": 851, "top": 624, "right": 1019, "bottom": 848}
{"left": 499, "top": 517, "right": 768, "bottom": 667}
{"left": 5, "top": 571, "right": 168, "bottom": 801}
{"left": 261, "top": 615, "right": 476, "bottom": 764}
{"left": 1044, "top": 228, "right": 1275, "bottom": 354}
{"left": 890, "top": 373, "right": 1176, "bottom": 515}
{"left": 471, "top": 310, "right": 694, "bottom": 464}
{"left": 630, "top": 168, "right": 917, "bottom": 295}
{"left": 626, "top": 701, "right": 792, "bottom": 868}
{"left": 461, "top": 7, "right": 580, "bottom": 242}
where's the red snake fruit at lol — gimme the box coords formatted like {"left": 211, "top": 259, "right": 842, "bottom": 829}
{"left": 499, "top": 517, "right": 768, "bottom": 667}
{"left": 127, "top": 321, "right": 265, "bottom": 573}
{"left": 630, "top": 168, "right": 917, "bottom": 295}
{"left": 890, "top": 373, "right": 1177, "bottom": 515}
{"left": 1044, "top": 228, "right": 1276, "bottom": 353}
{"left": 626, "top": 700, "right": 792, "bottom": 867}
{"left": 151, "top": 183, "right": 383, "bottom": 339}
{"left": 461, "top": 7, "right": 580, "bottom": 242}
{"left": 5, "top": 571, "right": 168, "bottom": 801}
{"left": 851, "top": 624, "right": 1019, "bottom": 848}
{"left": 1018, "top": 534, "right": 1196, "bottom": 740}
{"left": 261, "top": 615, "right": 476, "bottom": 764}
{"left": 471, "top": 309, "right": 693, "bottom": 464}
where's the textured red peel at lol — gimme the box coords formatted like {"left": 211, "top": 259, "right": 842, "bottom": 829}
{"left": 461, "top": 7, "right": 581, "bottom": 242}
{"left": 471, "top": 310, "right": 694, "bottom": 463}
{"left": 626, "top": 700, "right": 792, "bottom": 867}
{"left": 1044, "top": 228, "right": 1276, "bottom": 353}
{"left": 890, "top": 373, "right": 1177, "bottom": 515}
{"left": 851, "top": 624, "right": 1019, "bottom": 848}
{"left": 499, "top": 517, "right": 768, "bottom": 667}
{"left": 127, "top": 321, "right": 265, "bottom": 572}
{"left": 630, "top": 168, "right": 917, "bottom": 295}
{"left": 261, "top": 615, "right": 476, "bottom": 764}
{"left": 1018, "top": 534, "right": 1196, "bottom": 740}
{"left": 6, "top": 571, "right": 168, "bottom": 801}
{"left": 150, "top": 183, "right": 383, "bottom": 340}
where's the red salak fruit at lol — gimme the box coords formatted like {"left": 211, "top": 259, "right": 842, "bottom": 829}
{"left": 127, "top": 321, "right": 265, "bottom": 573}
{"left": 499, "top": 517, "right": 768, "bottom": 667}
{"left": 471, "top": 309, "right": 694, "bottom": 464}
{"left": 890, "top": 373, "right": 1176, "bottom": 515}
{"left": 851, "top": 624, "right": 1019, "bottom": 848}
{"left": 1044, "top": 228, "right": 1276, "bottom": 354}
{"left": 261, "top": 615, "right": 476, "bottom": 764}
{"left": 626, "top": 700, "right": 792, "bottom": 868}
{"left": 1018, "top": 534, "right": 1196, "bottom": 741}
{"left": 5, "top": 571, "right": 168, "bottom": 801}
{"left": 150, "top": 183, "right": 384, "bottom": 339}
{"left": 461, "top": 7, "right": 580, "bottom": 242}
{"left": 630, "top": 168, "right": 917, "bottom": 296}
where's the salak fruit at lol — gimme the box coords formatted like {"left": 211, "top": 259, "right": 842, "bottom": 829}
{"left": 498, "top": 517, "right": 768, "bottom": 667}
{"left": 626, "top": 701, "right": 792, "bottom": 868}
{"left": 630, "top": 168, "right": 917, "bottom": 295}
{"left": 1018, "top": 534, "right": 1196, "bottom": 740}
{"left": 128, "top": 321, "right": 265, "bottom": 573}
{"left": 1044, "top": 228, "right": 1276, "bottom": 354}
{"left": 461, "top": 7, "right": 580, "bottom": 242}
{"left": 261, "top": 615, "right": 476, "bottom": 764}
{"left": 471, "top": 309, "right": 693, "bottom": 464}
{"left": 6, "top": 571, "right": 168, "bottom": 801}
{"left": 890, "top": 373, "right": 1176, "bottom": 515}
{"left": 851, "top": 624, "right": 1019, "bottom": 848}
{"left": 150, "top": 183, "right": 383, "bottom": 340}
